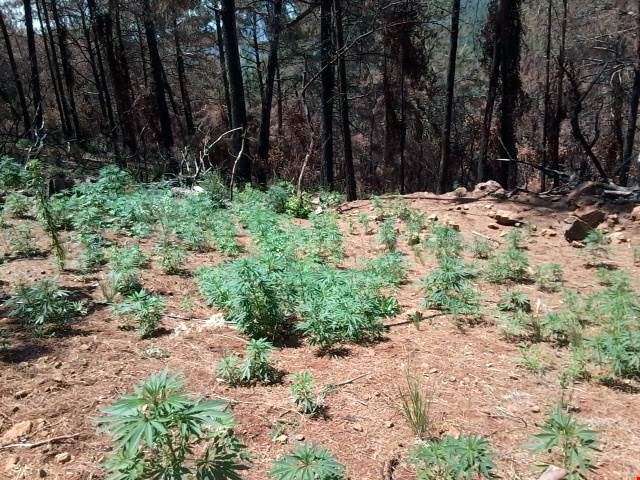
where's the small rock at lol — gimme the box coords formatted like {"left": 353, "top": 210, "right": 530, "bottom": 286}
{"left": 490, "top": 210, "right": 525, "bottom": 227}
{"left": 0, "top": 420, "right": 32, "bottom": 445}
{"left": 613, "top": 225, "right": 625, "bottom": 232}
{"left": 445, "top": 220, "right": 460, "bottom": 231}
{"left": 485, "top": 363, "right": 493, "bottom": 368}
{"left": 385, "top": 421, "right": 394, "bottom": 428}
{"left": 352, "top": 423, "right": 363, "bottom": 432}
{"left": 449, "top": 376, "right": 457, "bottom": 383}
{"left": 53, "top": 361, "right": 62, "bottom": 369}
{"left": 630, "top": 205, "right": 640, "bottom": 221}
{"left": 473, "top": 180, "right": 503, "bottom": 195}
{"left": 55, "top": 452, "right": 71, "bottom": 464}
{"left": 276, "top": 434, "right": 288, "bottom": 444}
{"left": 509, "top": 374, "right": 520, "bottom": 380}
{"left": 610, "top": 232, "right": 628, "bottom": 244}
{"left": 538, "top": 465, "right": 569, "bottom": 480}
{"left": 14, "top": 390, "right": 30, "bottom": 399}
{"left": 38, "top": 468, "right": 47, "bottom": 478}
{"left": 295, "top": 434, "right": 305, "bottom": 441}
{"left": 429, "top": 368, "right": 439, "bottom": 374}
{"left": 487, "top": 223, "right": 500, "bottom": 230}
{"left": 427, "top": 213, "right": 438, "bottom": 221}
{"left": 531, "top": 405, "right": 541, "bottom": 413}
{"left": 79, "top": 344, "right": 91, "bottom": 351}
{"left": 571, "top": 241, "right": 585, "bottom": 248}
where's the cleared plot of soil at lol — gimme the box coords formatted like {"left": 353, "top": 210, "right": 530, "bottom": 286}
{"left": 1, "top": 192, "right": 639, "bottom": 479}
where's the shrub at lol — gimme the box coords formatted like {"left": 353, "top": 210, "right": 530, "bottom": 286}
{"left": 519, "top": 344, "right": 548, "bottom": 376}
{"left": 421, "top": 258, "right": 479, "bottom": 316}
{"left": 496, "top": 311, "right": 544, "bottom": 343}
{"left": 112, "top": 289, "right": 165, "bottom": 337}
{"left": 217, "top": 338, "right": 278, "bottom": 386}
{"left": 583, "top": 230, "right": 610, "bottom": 258}
{"left": 542, "top": 290, "right": 590, "bottom": 346}
{"left": 199, "top": 170, "right": 228, "bottom": 206}
{"left": 469, "top": 237, "right": 494, "bottom": 259}
{"left": 97, "top": 370, "right": 248, "bottom": 480}
{"left": 424, "top": 223, "right": 463, "bottom": 260}
{"left": 6, "top": 225, "right": 41, "bottom": 257}
{"left": 286, "top": 192, "right": 313, "bottom": 218}
{"left": 156, "top": 242, "right": 187, "bottom": 274}
{"left": 498, "top": 290, "right": 531, "bottom": 313}
{"left": 266, "top": 181, "right": 295, "bottom": 213}
{"left": 108, "top": 243, "right": 148, "bottom": 271}
{"left": 0, "top": 156, "right": 27, "bottom": 189}
{"left": 377, "top": 218, "right": 398, "bottom": 252}
{"left": 405, "top": 211, "right": 425, "bottom": 245}
{"left": 290, "top": 371, "right": 321, "bottom": 415}
{"left": 534, "top": 263, "right": 564, "bottom": 292}
{"left": 306, "top": 212, "right": 344, "bottom": 263}
{"left": 270, "top": 443, "right": 345, "bottom": 480}
{"left": 3, "top": 192, "right": 31, "bottom": 218}
{"left": 6, "top": 279, "right": 86, "bottom": 334}
{"left": 528, "top": 405, "right": 599, "bottom": 479}
{"left": 76, "top": 232, "right": 107, "bottom": 271}
{"left": 357, "top": 213, "right": 372, "bottom": 235}
{"left": 360, "top": 252, "right": 407, "bottom": 286}
{"left": 411, "top": 434, "right": 498, "bottom": 480}
{"left": 484, "top": 241, "right": 529, "bottom": 284}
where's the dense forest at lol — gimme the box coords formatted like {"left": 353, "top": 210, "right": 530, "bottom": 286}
{"left": 1, "top": 0, "right": 640, "bottom": 195}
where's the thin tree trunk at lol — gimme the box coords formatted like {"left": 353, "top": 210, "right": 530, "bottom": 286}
{"left": 276, "top": 52, "right": 283, "bottom": 135}
{"left": 621, "top": 0, "right": 640, "bottom": 186}
{"left": 51, "top": 0, "right": 82, "bottom": 138}
{"left": 540, "top": 0, "right": 552, "bottom": 190}
{"left": 252, "top": 11, "right": 264, "bottom": 100}
{"left": 256, "top": 0, "right": 283, "bottom": 185}
{"left": 399, "top": 49, "right": 406, "bottom": 194}
{"left": 0, "top": 10, "right": 31, "bottom": 135}
{"left": 334, "top": 0, "right": 356, "bottom": 200}
{"left": 215, "top": 9, "right": 232, "bottom": 129}
{"left": 221, "top": 0, "right": 250, "bottom": 182}
{"left": 549, "top": 0, "right": 567, "bottom": 187}
{"left": 478, "top": 39, "right": 501, "bottom": 182}
{"left": 320, "top": 0, "right": 335, "bottom": 189}
{"left": 174, "top": 17, "right": 195, "bottom": 136}
{"left": 135, "top": 20, "right": 149, "bottom": 89}
{"left": 23, "top": 0, "right": 43, "bottom": 133}
{"left": 80, "top": 5, "right": 107, "bottom": 126}
{"left": 437, "top": 0, "right": 461, "bottom": 193}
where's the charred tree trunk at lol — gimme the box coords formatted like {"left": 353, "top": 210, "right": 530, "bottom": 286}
{"left": 334, "top": 0, "right": 356, "bottom": 200}
{"left": 80, "top": 5, "right": 108, "bottom": 127}
{"left": 215, "top": 9, "right": 232, "bottom": 129}
{"left": 221, "top": 0, "right": 251, "bottom": 182}
{"left": 320, "top": 0, "right": 335, "bottom": 189}
{"left": 135, "top": 20, "right": 149, "bottom": 89}
{"left": 0, "top": 10, "right": 31, "bottom": 135}
{"left": 252, "top": 11, "right": 264, "bottom": 101}
{"left": 548, "top": 0, "right": 567, "bottom": 187}
{"left": 23, "top": 0, "right": 43, "bottom": 133}
{"left": 256, "top": 0, "right": 283, "bottom": 184}
{"left": 540, "top": 0, "right": 553, "bottom": 190}
{"left": 437, "top": 0, "right": 461, "bottom": 193}
{"left": 621, "top": 0, "right": 640, "bottom": 186}
{"left": 174, "top": 18, "right": 195, "bottom": 136}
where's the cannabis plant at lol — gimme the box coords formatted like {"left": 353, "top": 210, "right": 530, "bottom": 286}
{"left": 290, "top": 371, "right": 321, "bottom": 415}
{"left": 286, "top": 192, "right": 313, "bottom": 218}
{"left": 217, "top": 338, "right": 278, "bottom": 386}
{"left": 7, "top": 225, "right": 41, "bottom": 257}
{"left": 6, "top": 279, "right": 86, "bottom": 334}
{"left": 583, "top": 230, "right": 610, "bottom": 258}
{"left": 112, "top": 289, "right": 165, "bottom": 337}
{"left": 0, "top": 156, "right": 27, "bottom": 189}
{"left": 528, "top": 405, "right": 599, "bottom": 479}
{"left": 270, "top": 443, "right": 345, "bottom": 480}
{"left": 498, "top": 290, "right": 531, "bottom": 313}
{"left": 3, "top": 192, "right": 31, "bottom": 218}
{"left": 156, "top": 242, "right": 187, "bottom": 274}
{"left": 534, "top": 263, "right": 564, "bottom": 292}
{"left": 357, "top": 213, "right": 372, "bottom": 235}
{"left": 424, "top": 223, "right": 463, "bottom": 260}
{"left": 405, "top": 211, "right": 425, "bottom": 245}
{"left": 97, "top": 370, "right": 248, "bottom": 480}
{"left": 360, "top": 252, "right": 407, "bottom": 286}
{"left": 519, "top": 344, "right": 548, "bottom": 376}
{"left": 421, "top": 258, "right": 479, "bottom": 316}
{"left": 484, "top": 241, "right": 529, "bottom": 284}
{"left": 469, "top": 237, "right": 494, "bottom": 260}
{"left": 377, "top": 218, "right": 398, "bottom": 252}
{"left": 411, "top": 434, "right": 498, "bottom": 480}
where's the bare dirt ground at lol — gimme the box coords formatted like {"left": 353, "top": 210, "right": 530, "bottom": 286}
{"left": 1, "top": 192, "right": 639, "bottom": 480}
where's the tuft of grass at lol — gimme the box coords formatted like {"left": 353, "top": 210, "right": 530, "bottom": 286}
{"left": 534, "top": 263, "right": 564, "bottom": 292}
{"left": 398, "top": 364, "right": 432, "bottom": 439}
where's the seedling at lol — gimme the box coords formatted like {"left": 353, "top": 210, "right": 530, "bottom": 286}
{"left": 270, "top": 443, "right": 345, "bottom": 480}
{"left": 112, "top": 289, "right": 165, "bottom": 337}
{"left": 534, "top": 263, "right": 564, "bottom": 292}
{"left": 290, "top": 371, "right": 322, "bottom": 415}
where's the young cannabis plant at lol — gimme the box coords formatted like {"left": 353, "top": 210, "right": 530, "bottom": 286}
{"left": 498, "top": 290, "right": 531, "bottom": 313}
{"left": 270, "top": 443, "right": 345, "bottom": 480}
{"left": 290, "top": 371, "right": 321, "bottom": 415}
{"left": 112, "top": 289, "right": 165, "bottom": 337}
{"left": 6, "top": 225, "right": 41, "bottom": 257}
{"left": 519, "top": 344, "right": 548, "bottom": 376}
{"left": 411, "top": 434, "right": 498, "bottom": 480}
{"left": 156, "top": 242, "right": 187, "bottom": 274}
{"left": 528, "top": 405, "right": 599, "bottom": 479}
{"left": 377, "top": 218, "right": 398, "bottom": 252}
{"left": 97, "top": 370, "right": 248, "bottom": 480}
{"left": 217, "top": 338, "right": 278, "bottom": 386}
{"left": 357, "top": 213, "right": 372, "bottom": 235}
{"left": 421, "top": 258, "right": 479, "bottom": 316}
{"left": 583, "top": 230, "right": 610, "bottom": 259}
{"left": 6, "top": 279, "right": 86, "bottom": 334}
{"left": 469, "top": 237, "right": 494, "bottom": 260}
{"left": 424, "top": 223, "right": 463, "bottom": 260}
{"left": 484, "top": 239, "right": 529, "bottom": 284}
{"left": 3, "top": 192, "right": 31, "bottom": 218}
{"left": 534, "top": 263, "right": 564, "bottom": 292}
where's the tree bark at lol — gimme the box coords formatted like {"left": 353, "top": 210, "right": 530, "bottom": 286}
{"left": 620, "top": 0, "right": 640, "bottom": 186}
{"left": 174, "top": 17, "right": 195, "bottom": 136}
{"left": 540, "top": 0, "right": 553, "bottom": 190}
{"left": 548, "top": 0, "right": 567, "bottom": 187}
{"left": 215, "top": 9, "right": 232, "bottom": 129}
{"left": 252, "top": 11, "right": 264, "bottom": 100}
{"left": 220, "top": 0, "right": 251, "bottom": 183}
{"left": 320, "top": 0, "right": 335, "bottom": 189}
{"left": 23, "top": 0, "right": 43, "bottom": 133}
{"left": 437, "top": 0, "right": 461, "bottom": 193}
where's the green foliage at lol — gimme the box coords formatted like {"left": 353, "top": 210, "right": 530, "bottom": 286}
{"left": 286, "top": 192, "right": 313, "bottom": 218}
{"left": 113, "top": 289, "right": 165, "bottom": 337}
{"left": 6, "top": 279, "right": 86, "bottom": 334}
{"left": 411, "top": 434, "right": 498, "bottom": 480}
{"left": 0, "top": 156, "right": 27, "bottom": 190}
{"left": 377, "top": 218, "right": 398, "bottom": 252}
{"left": 469, "top": 237, "right": 494, "bottom": 260}
{"left": 156, "top": 242, "right": 187, "bottom": 274}
{"left": 421, "top": 258, "right": 479, "bottom": 316}
{"left": 217, "top": 339, "right": 278, "bottom": 386}
{"left": 305, "top": 212, "right": 344, "bottom": 263}
{"left": 266, "top": 181, "right": 295, "bottom": 213}
{"left": 76, "top": 232, "right": 108, "bottom": 271}
{"left": 534, "top": 263, "right": 564, "bottom": 292}
{"left": 199, "top": 170, "right": 229, "bottom": 206}
{"left": 519, "top": 344, "right": 548, "bottom": 376}
{"left": 484, "top": 237, "right": 529, "bottom": 284}
{"left": 360, "top": 252, "right": 408, "bottom": 286}
{"left": 398, "top": 365, "right": 432, "bottom": 439}
{"left": 424, "top": 223, "right": 463, "bottom": 260}
{"left": 3, "top": 192, "right": 31, "bottom": 218}
{"left": 542, "top": 290, "right": 590, "bottom": 347}
{"left": 97, "top": 370, "right": 248, "bottom": 480}
{"left": 496, "top": 311, "right": 544, "bottom": 343}
{"left": 357, "top": 213, "right": 372, "bottom": 235}
{"left": 106, "top": 244, "right": 147, "bottom": 296}
{"left": 498, "top": 290, "right": 531, "bottom": 313}
{"left": 528, "top": 405, "right": 599, "bottom": 479}
{"left": 270, "top": 443, "right": 345, "bottom": 480}
{"left": 6, "top": 225, "right": 41, "bottom": 257}
{"left": 583, "top": 230, "right": 610, "bottom": 258}
{"left": 405, "top": 210, "right": 425, "bottom": 245}
{"left": 290, "top": 371, "right": 321, "bottom": 415}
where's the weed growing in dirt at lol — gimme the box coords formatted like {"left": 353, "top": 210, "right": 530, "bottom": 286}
{"left": 357, "top": 213, "right": 372, "bottom": 235}
{"left": 411, "top": 434, "right": 498, "bottom": 479}
{"left": 156, "top": 242, "right": 187, "bottom": 274}
{"left": 583, "top": 230, "right": 610, "bottom": 259}
{"left": 424, "top": 222, "right": 463, "bottom": 260}
{"left": 0, "top": 156, "right": 27, "bottom": 190}
{"left": 75, "top": 232, "right": 108, "bottom": 271}
{"left": 469, "top": 237, "right": 494, "bottom": 259}
{"left": 306, "top": 212, "right": 344, "bottom": 263}
{"left": 199, "top": 170, "right": 229, "bottom": 206}
{"left": 112, "top": 289, "right": 165, "bottom": 337}
{"left": 3, "top": 192, "right": 31, "bottom": 218}
{"left": 542, "top": 290, "right": 589, "bottom": 346}
{"left": 360, "top": 252, "right": 407, "bottom": 286}
{"left": 484, "top": 233, "right": 529, "bottom": 284}
{"left": 498, "top": 290, "right": 531, "bottom": 313}
{"left": 398, "top": 365, "right": 432, "bottom": 439}
{"left": 528, "top": 405, "right": 599, "bottom": 479}
{"left": 217, "top": 338, "right": 278, "bottom": 386}
{"left": 290, "top": 371, "right": 322, "bottom": 415}
{"left": 270, "top": 443, "right": 345, "bottom": 480}
{"left": 377, "top": 218, "right": 398, "bottom": 251}
{"left": 421, "top": 258, "right": 479, "bottom": 316}
{"left": 534, "top": 263, "right": 564, "bottom": 292}
{"left": 6, "top": 279, "right": 86, "bottom": 334}
{"left": 6, "top": 225, "right": 41, "bottom": 257}
{"left": 97, "top": 370, "right": 248, "bottom": 480}
{"left": 519, "top": 344, "right": 548, "bottom": 376}
{"left": 404, "top": 210, "right": 425, "bottom": 245}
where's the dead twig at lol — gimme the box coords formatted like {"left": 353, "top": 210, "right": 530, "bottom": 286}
{"left": 0, "top": 433, "right": 81, "bottom": 450}
{"left": 472, "top": 230, "right": 500, "bottom": 243}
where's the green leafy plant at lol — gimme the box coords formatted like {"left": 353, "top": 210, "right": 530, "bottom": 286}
{"left": 405, "top": 211, "right": 425, "bottom": 245}
{"left": 528, "top": 405, "right": 599, "bottom": 479}
{"left": 377, "top": 218, "right": 398, "bottom": 251}
{"left": 156, "top": 242, "right": 187, "bottom": 274}
{"left": 583, "top": 230, "right": 610, "bottom": 259}
{"left": 424, "top": 223, "right": 463, "bottom": 260}
{"left": 217, "top": 338, "right": 278, "bottom": 386}
{"left": 422, "top": 258, "right": 479, "bottom": 316}
{"left": 469, "top": 237, "right": 494, "bottom": 260}
{"left": 270, "top": 443, "right": 345, "bottom": 480}
{"left": 357, "top": 213, "right": 372, "bottom": 235}
{"left": 3, "top": 192, "right": 31, "bottom": 218}
{"left": 290, "top": 371, "right": 321, "bottom": 415}
{"left": 0, "top": 156, "right": 27, "bottom": 190}
{"left": 542, "top": 290, "right": 590, "bottom": 346}
{"left": 484, "top": 238, "right": 529, "bottom": 284}
{"left": 398, "top": 364, "right": 432, "bottom": 439}
{"left": 411, "top": 434, "right": 498, "bottom": 480}
{"left": 6, "top": 225, "right": 41, "bottom": 257}
{"left": 199, "top": 170, "right": 229, "bottom": 206}
{"left": 97, "top": 370, "right": 248, "bottom": 480}
{"left": 112, "top": 289, "right": 165, "bottom": 337}
{"left": 519, "top": 344, "right": 548, "bottom": 376}
{"left": 6, "top": 279, "right": 86, "bottom": 334}
{"left": 360, "top": 252, "right": 407, "bottom": 286}
{"left": 498, "top": 290, "right": 531, "bottom": 313}
{"left": 286, "top": 192, "right": 313, "bottom": 218}
{"left": 534, "top": 263, "right": 564, "bottom": 292}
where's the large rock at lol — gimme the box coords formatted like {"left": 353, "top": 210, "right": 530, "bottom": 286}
{"left": 631, "top": 205, "right": 640, "bottom": 221}
{"left": 538, "top": 466, "right": 568, "bottom": 480}
{"left": 567, "top": 181, "right": 603, "bottom": 204}
{"left": 563, "top": 216, "right": 592, "bottom": 242}
{"left": 490, "top": 209, "right": 525, "bottom": 227}
{"left": 473, "top": 180, "right": 503, "bottom": 194}
{"left": 574, "top": 206, "right": 606, "bottom": 228}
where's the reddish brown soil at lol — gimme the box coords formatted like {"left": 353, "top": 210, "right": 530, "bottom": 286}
{"left": 1, "top": 193, "right": 639, "bottom": 480}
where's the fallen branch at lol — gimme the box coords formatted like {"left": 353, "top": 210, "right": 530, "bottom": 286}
{"left": 0, "top": 433, "right": 81, "bottom": 450}
{"left": 472, "top": 230, "right": 500, "bottom": 243}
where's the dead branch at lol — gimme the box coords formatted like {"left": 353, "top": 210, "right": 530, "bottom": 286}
{"left": 0, "top": 433, "right": 81, "bottom": 450}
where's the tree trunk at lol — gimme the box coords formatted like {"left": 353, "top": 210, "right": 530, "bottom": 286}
{"left": 23, "top": 0, "right": 43, "bottom": 133}
{"left": 0, "top": 10, "right": 31, "bottom": 135}
{"left": 221, "top": 0, "right": 251, "bottom": 183}
{"left": 51, "top": 0, "right": 82, "bottom": 138}
{"left": 135, "top": 20, "right": 149, "bottom": 89}
{"left": 252, "top": 11, "right": 264, "bottom": 101}
{"left": 478, "top": 38, "right": 500, "bottom": 182}
{"left": 215, "top": 9, "right": 232, "bottom": 129}
{"left": 256, "top": 0, "right": 283, "bottom": 184}
{"left": 548, "top": 0, "right": 567, "bottom": 187}
{"left": 540, "top": 0, "right": 553, "bottom": 190}
{"left": 437, "top": 0, "right": 461, "bottom": 193}
{"left": 320, "top": 0, "right": 335, "bottom": 189}
{"left": 79, "top": 5, "right": 108, "bottom": 127}
{"left": 174, "top": 17, "right": 195, "bottom": 136}
{"left": 621, "top": 0, "right": 640, "bottom": 186}
{"left": 276, "top": 53, "right": 283, "bottom": 135}
{"left": 334, "top": 0, "right": 356, "bottom": 200}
